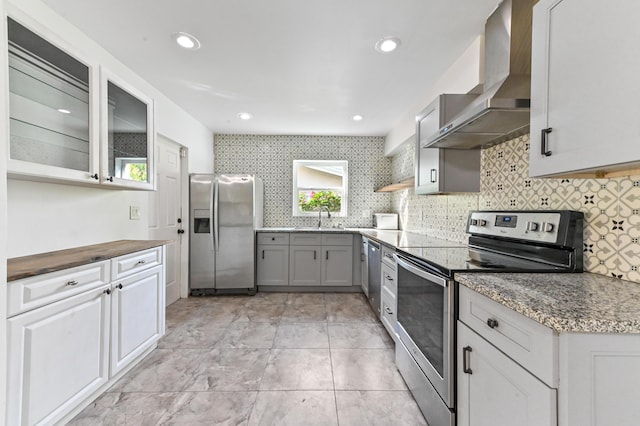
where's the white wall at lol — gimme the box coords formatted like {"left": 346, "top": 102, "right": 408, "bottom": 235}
{"left": 1, "top": 0, "right": 9, "bottom": 420}
{"left": 5, "top": 0, "right": 214, "bottom": 257}
{"left": 384, "top": 36, "right": 485, "bottom": 156}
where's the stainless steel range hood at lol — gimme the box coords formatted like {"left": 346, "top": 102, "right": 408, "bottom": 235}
{"left": 424, "top": 0, "right": 535, "bottom": 149}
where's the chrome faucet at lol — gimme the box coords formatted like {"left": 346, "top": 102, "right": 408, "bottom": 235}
{"left": 318, "top": 206, "right": 331, "bottom": 228}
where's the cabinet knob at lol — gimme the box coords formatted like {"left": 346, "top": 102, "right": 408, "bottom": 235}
{"left": 116, "top": 283, "right": 123, "bottom": 290}
{"left": 136, "top": 260, "right": 146, "bottom": 265}
{"left": 103, "top": 289, "right": 111, "bottom": 295}
{"left": 384, "top": 306, "right": 393, "bottom": 315}
{"left": 90, "top": 173, "right": 99, "bottom": 180}
{"left": 105, "top": 176, "right": 114, "bottom": 182}
{"left": 486, "top": 318, "right": 499, "bottom": 329}
{"left": 177, "top": 229, "right": 185, "bottom": 234}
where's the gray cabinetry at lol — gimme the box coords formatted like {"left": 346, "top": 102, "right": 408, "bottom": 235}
{"left": 530, "top": 0, "right": 640, "bottom": 177}
{"left": 321, "top": 245, "right": 353, "bottom": 286}
{"left": 257, "top": 233, "right": 290, "bottom": 287}
{"left": 415, "top": 95, "right": 480, "bottom": 194}
{"left": 289, "top": 245, "right": 321, "bottom": 286}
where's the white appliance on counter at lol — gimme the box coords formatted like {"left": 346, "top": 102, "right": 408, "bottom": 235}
{"left": 373, "top": 213, "right": 398, "bottom": 230}
{"left": 189, "top": 174, "right": 263, "bottom": 294}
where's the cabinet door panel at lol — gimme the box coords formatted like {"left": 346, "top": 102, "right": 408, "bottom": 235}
{"left": 530, "top": 0, "right": 640, "bottom": 176}
{"left": 457, "top": 322, "right": 557, "bottom": 426}
{"left": 321, "top": 245, "right": 353, "bottom": 286}
{"left": 257, "top": 245, "right": 289, "bottom": 286}
{"left": 7, "top": 285, "right": 110, "bottom": 426}
{"left": 111, "top": 265, "right": 163, "bottom": 375}
{"left": 289, "top": 245, "right": 321, "bottom": 286}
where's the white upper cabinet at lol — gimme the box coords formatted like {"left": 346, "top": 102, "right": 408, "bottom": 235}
{"left": 7, "top": 16, "right": 100, "bottom": 184}
{"left": 6, "top": 15, "right": 155, "bottom": 190}
{"left": 100, "top": 68, "right": 154, "bottom": 190}
{"left": 530, "top": 0, "right": 640, "bottom": 178}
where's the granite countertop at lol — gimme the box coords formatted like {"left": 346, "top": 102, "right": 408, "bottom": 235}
{"left": 257, "top": 227, "right": 464, "bottom": 249}
{"left": 456, "top": 272, "right": 640, "bottom": 334}
{"left": 8, "top": 240, "right": 170, "bottom": 282}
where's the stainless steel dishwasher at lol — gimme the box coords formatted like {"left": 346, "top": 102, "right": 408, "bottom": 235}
{"left": 366, "top": 239, "right": 381, "bottom": 316}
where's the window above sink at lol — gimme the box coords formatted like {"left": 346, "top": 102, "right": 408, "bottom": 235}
{"left": 292, "top": 160, "right": 348, "bottom": 217}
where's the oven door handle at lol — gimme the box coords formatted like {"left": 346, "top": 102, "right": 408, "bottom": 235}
{"left": 394, "top": 254, "right": 449, "bottom": 288}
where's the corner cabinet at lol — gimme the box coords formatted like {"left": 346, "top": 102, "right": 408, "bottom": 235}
{"left": 6, "top": 15, "right": 155, "bottom": 190}
{"left": 530, "top": 0, "right": 640, "bottom": 178}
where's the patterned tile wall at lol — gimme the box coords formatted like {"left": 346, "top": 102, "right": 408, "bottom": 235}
{"left": 391, "top": 134, "right": 640, "bottom": 284}
{"left": 214, "top": 134, "right": 392, "bottom": 228}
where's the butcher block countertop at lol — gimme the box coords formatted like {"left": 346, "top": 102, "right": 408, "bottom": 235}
{"left": 7, "top": 240, "right": 170, "bottom": 282}
{"left": 456, "top": 272, "right": 640, "bottom": 334}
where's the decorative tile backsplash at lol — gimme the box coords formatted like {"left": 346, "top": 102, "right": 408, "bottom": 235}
{"left": 214, "top": 134, "right": 391, "bottom": 228}
{"left": 391, "top": 134, "right": 640, "bottom": 284}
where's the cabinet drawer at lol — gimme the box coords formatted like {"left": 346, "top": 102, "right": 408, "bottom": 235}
{"left": 7, "top": 260, "right": 110, "bottom": 317}
{"left": 381, "top": 263, "right": 396, "bottom": 296}
{"left": 381, "top": 287, "right": 397, "bottom": 341}
{"left": 290, "top": 233, "right": 323, "bottom": 246}
{"left": 381, "top": 245, "right": 396, "bottom": 268}
{"left": 111, "top": 247, "right": 162, "bottom": 280}
{"left": 321, "top": 233, "right": 352, "bottom": 246}
{"left": 458, "top": 285, "right": 558, "bottom": 387}
{"left": 257, "top": 233, "right": 290, "bottom": 245}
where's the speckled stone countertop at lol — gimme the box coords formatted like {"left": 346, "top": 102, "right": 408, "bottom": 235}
{"left": 257, "top": 228, "right": 464, "bottom": 249}
{"left": 456, "top": 272, "right": 640, "bottom": 334}
{"left": 8, "top": 240, "right": 170, "bottom": 282}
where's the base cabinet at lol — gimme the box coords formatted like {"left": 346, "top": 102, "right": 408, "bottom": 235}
{"left": 457, "top": 322, "right": 557, "bottom": 426}
{"left": 321, "top": 245, "right": 353, "bottom": 286}
{"left": 257, "top": 245, "right": 290, "bottom": 286}
{"left": 289, "top": 245, "right": 322, "bottom": 286}
{"left": 110, "top": 265, "right": 164, "bottom": 375}
{"left": 6, "top": 245, "right": 166, "bottom": 425}
{"left": 6, "top": 285, "right": 111, "bottom": 426}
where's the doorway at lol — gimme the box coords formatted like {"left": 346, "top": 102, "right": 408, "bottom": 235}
{"left": 149, "top": 135, "right": 186, "bottom": 305}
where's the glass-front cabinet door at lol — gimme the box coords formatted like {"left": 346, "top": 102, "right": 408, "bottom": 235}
{"left": 6, "top": 17, "right": 100, "bottom": 183}
{"left": 100, "top": 68, "right": 154, "bottom": 190}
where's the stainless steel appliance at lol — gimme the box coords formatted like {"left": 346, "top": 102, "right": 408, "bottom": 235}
{"left": 424, "top": 0, "right": 536, "bottom": 149}
{"left": 394, "top": 210, "right": 583, "bottom": 426}
{"left": 189, "top": 174, "right": 264, "bottom": 294}
{"left": 366, "top": 239, "right": 381, "bottom": 315}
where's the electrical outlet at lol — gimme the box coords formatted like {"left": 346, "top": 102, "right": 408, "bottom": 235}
{"left": 129, "top": 205, "right": 141, "bottom": 220}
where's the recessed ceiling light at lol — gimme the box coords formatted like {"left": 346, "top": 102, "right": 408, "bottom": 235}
{"left": 237, "top": 112, "right": 253, "bottom": 120}
{"left": 352, "top": 115, "right": 364, "bottom": 121}
{"left": 375, "top": 37, "right": 401, "bottom": 53}
{"left": 173, "top": 32, "right": 201, "bottom": 50}
{"left": 57, "top": 108, "right": 71, "bottom": 114}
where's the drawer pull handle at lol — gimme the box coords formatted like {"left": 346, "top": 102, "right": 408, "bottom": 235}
{"left": 385, "top": 275, "right": 393, "bottom": 281}
{"left": 463, "top": 346, "right": 473, "bottom": 374}
{"left": 136, "top": 260, "right": 146, "bottom": 265}
{"left": 66, "top": 280, "right": 79, "bottom": 286}
{"left": 541, "top": 127, "right": 553, "bottom": 156}
{"left": 326, "top": 251, "right": 329, "bottom": 260}
{"left": 385, "top": 306, "right": 393, "bottom": 315}
{"left": 486, "top": 318, "right": 499, "bottom": 329}
{"left": 314, "top": 250, "right": 316, "bottom": 260}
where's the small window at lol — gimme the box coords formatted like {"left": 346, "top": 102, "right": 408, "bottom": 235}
{"left": 293, "top": 160, "right": 348, "bottom": 217}
{"left": 115, "top": 158, "right": 147, "bottom": 182}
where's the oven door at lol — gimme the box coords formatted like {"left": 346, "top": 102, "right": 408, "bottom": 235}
{"left": 395, "top": 253, "right": 454, "bottom": 408}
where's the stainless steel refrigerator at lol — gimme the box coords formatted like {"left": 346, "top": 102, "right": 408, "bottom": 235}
{"left": 189, "top": 174, "right": 264, "bottom": 294}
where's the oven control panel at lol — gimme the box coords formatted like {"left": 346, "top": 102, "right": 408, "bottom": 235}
{"left": 467, "top": 211, "right": 562, "bottom": 244}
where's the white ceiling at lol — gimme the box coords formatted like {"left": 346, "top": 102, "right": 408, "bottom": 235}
{"left": 42, "top": 0, "right": 500, "bottom": 136}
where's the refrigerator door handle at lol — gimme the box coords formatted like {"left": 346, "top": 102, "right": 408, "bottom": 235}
{"left": 213, "top": 179, "right": 220, "bottom": 252}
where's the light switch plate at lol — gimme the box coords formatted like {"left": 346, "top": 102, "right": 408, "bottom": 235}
{"left": 129, "top": 205, "right": 141, "bottom": 220}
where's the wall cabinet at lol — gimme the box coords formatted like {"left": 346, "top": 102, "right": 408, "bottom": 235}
{"left": 6, "top": 15, "right": 154, "bottom": 190}
{"left": 530, "top": 0, "right": 640, "bottom": 177}
{"left": 6, "top": 246, "right": 165, "bottom": 425}
{"left": 415, "top": 94, "right": 480, "bottom": 194}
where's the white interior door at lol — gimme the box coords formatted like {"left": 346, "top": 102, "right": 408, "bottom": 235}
{"left": 149, "top": 135, "right": 183, "bottom": 305}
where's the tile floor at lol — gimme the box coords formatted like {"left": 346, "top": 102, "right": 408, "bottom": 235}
{"left": 69, "top": 292, "right": 428, "bottom": 425}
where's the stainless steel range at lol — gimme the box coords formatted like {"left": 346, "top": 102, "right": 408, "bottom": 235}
{"left": 394, "top": 210, "right": 584, "bottom": 426}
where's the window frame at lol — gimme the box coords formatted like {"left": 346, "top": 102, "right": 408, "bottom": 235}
{"left": 292, "top": 160, "right": 348, "bottom": 217}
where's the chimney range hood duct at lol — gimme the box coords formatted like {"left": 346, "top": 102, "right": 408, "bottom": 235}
{"left": 424, "top": 0, "right": 535, "bottom": 149}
